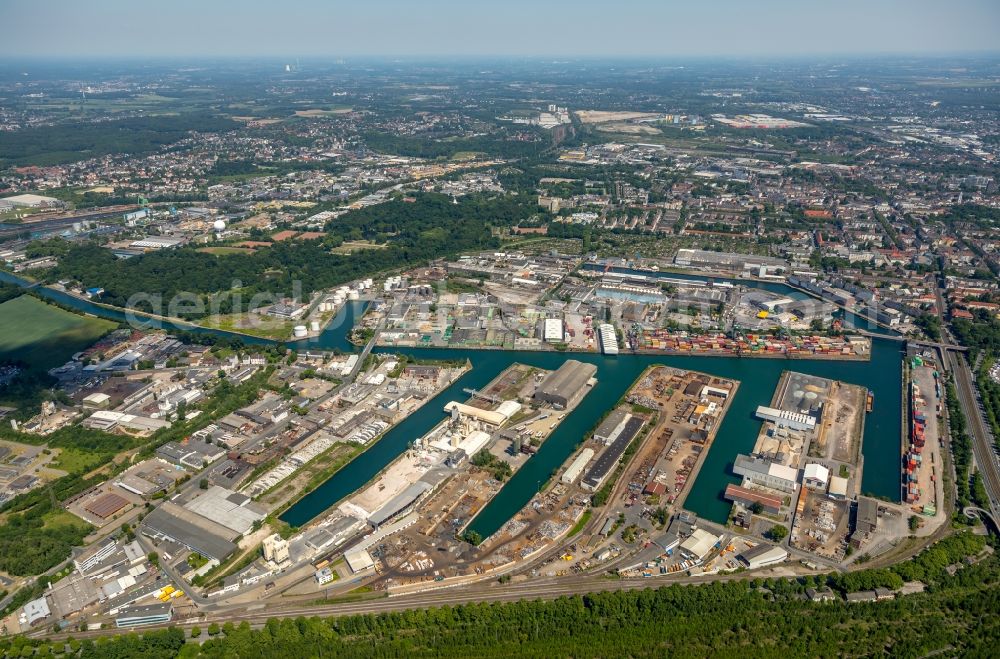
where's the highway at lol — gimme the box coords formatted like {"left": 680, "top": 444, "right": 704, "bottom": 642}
{"left": 949, "top": 351, "right": 1000, "bottom": 525}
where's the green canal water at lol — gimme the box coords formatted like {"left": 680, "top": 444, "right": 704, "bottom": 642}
{"left": 0, "top": 271, "right": 368, "bottom": 352}
{"left": 281, "top": 342, "right": 903, "bottom": 537}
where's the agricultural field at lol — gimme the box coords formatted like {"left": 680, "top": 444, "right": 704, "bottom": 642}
{"left": 0, "top": 295, "right": 116, "bottom": 370}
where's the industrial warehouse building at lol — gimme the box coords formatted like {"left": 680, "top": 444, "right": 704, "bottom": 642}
{"left": 443, "top": 400, "right": 521, "bottom": 427}
{"left": 115, "top": 602, "right": 173, "bottom": 628}
{"left": 598, "top": 323, "right": 619, "bottom": 355}
{"left": 533, "top": 360, "right": 597, "bottom": 409}
{"left": 84, "top": 492, "right": 131, "bottom": 520}
{"left": 732, "top": 454, "right": 798, "bottom": 493}
{"left": 593, "top": 408, "right": 631, "bottom": 444}
{"left": 543, "top": 318, "right": 564, "bottom": 342}
{"left": 561, "top": 448, "right": 595, "bottom": 484}
{"left": 678, "top": 528, "right": 721, "bottom": 562}
{"left": 827, "top": 475, "right": 849, "bottom": 499}
{"left": 855, "top": 497, "right": 879, "bottom": 534}
{"left": 737, "top": 543, "right": 788, "bottom": 569}
{"left": 803, "top": 463, "right": 831, "bottom": 490}
{"left": 755, "top": 405, "right": 817, "bottom": 432}
{"left": 368, "top": 480, "right": 434, "bottom": 528}
{"left": 129, "top": 236, "right": 184, "bottom": 250}
{"left": 674, "top": 248, "right": 787, "bottom": 274}
{"left": 184, "top": 486, "right": 267, "bottom": 536}
{"left": 582, "top": 416, "right": 644, "bottom": 491}
{"left": 141, "top": 502, "right": 238, "bottom": 561}
{"left": 0, "top": 193, "right": 61, "bottom": 208}
{"left": 724, "top": 483, "right": 783, "bottom": 515}
{"left": 344, "top": 547, "right": 376, "bottom": 573}
{"left": 140, "top": 487, "right": 265, "bottom": 562}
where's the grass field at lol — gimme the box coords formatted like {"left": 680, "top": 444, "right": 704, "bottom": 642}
{"left": 0, "top": 295, "right": 116, "bottom": 370}
{"left": 330, "top": 240, "right": 389, "bottom": 254}
{"left": 41, "top": 508, "right": 91, "bottom": 531}
{"left": 50, "top": 447, "right": 102, "bottom": 475}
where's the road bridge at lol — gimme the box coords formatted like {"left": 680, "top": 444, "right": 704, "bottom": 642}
{"left": 963, "top": 506, "right": 999, "bottom": 532}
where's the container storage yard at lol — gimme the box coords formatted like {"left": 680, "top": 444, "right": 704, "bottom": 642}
{"left": 904, "top": 350, "right": 945, "bottom": 525}
{"left": 632, "top": 330, "right": 870, "bottom": 360}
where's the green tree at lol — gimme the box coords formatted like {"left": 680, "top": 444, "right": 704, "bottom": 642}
{"left": 766, "top": 525, "right": 788, "bottom": 542}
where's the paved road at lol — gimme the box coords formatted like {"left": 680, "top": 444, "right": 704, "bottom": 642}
{"left": 949, "top": 351, "right": 1000, "bottom": 521}
{"left": 348, "top": 313, "right": 387, "bottom": 381}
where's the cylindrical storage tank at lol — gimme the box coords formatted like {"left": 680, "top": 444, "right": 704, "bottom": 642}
{"left": 293, "top": 325, "right": 308, "bottom": 338}
{"left": 348, "top": 290, "right": 360, "bottom": 300}
{"left": 310, "top": 321, "right": 320, "bottom": 332}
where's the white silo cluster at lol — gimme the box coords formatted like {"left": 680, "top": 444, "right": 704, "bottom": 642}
{"left": 317, "top": 279, "right": 371, "bottom": 312}
{"left": 383, "top": 275, "right": 404, "bottom": 293}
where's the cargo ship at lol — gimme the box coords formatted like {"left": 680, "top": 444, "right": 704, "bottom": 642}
{"left": 866, "top": 390, "right": 874, "bottom": 413}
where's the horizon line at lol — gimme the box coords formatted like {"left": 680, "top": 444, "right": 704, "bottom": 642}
{"left": 2, "top": 51, "right": 1000, "bottom": 62}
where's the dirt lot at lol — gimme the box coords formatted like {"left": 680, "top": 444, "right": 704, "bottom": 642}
{"left": 790, "top": 489, "right": 850, "bottom": 561}
{"left": 596, "top": 122, "right": 662, "bottom": 135}
{"left": 808, "top": 379, "right": 866, "bottom": 464}
{"left": 575, "top": 110, "right": 661, "bottom": 124}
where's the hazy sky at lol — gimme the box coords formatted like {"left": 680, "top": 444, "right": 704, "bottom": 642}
{"left": 2, "top": 0, "right": 998, "bottom": 58}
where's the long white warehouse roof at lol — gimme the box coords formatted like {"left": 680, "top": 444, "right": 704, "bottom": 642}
{"left": 444, "top": 401, "right": 509, "bottom": 426}
{"left": 755, "top": 405, "right": 816, "bottom": 429}
{"left": 561, "top": 448, "right": 595, "bottom": 484}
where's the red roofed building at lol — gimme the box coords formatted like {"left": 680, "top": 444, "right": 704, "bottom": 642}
{"left": 724, "top": 483, "right": 782, "bottom": 515}
{"left": 965, "top": 301, "right": 1000, "bottom": 314}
